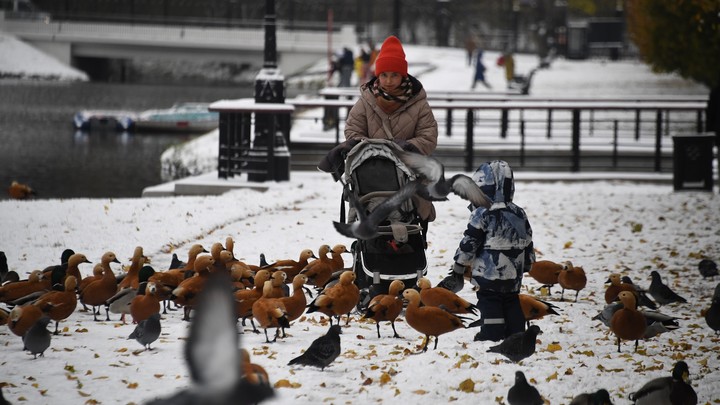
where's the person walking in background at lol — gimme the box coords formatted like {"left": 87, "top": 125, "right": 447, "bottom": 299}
{"left": 471, "top": 47, "right": 492, "bottom": 90}
{"left": 497, "top": 49, "right": 516, "bottom": 89}
{"left": 464, "top": 34, "right": 477, "bottom": 66}
{"left": 344, "top": 35, "right": 439, "bottom": 234}
{"left": 337, "top": 47, "right": 355, "bottom": 87}
{"left": 439, "top": 160, "right": 535, "bottom": 342}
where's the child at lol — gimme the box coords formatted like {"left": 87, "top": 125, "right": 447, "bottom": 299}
{"left": 439, "top": 160, "right": 535, "bottom": 341}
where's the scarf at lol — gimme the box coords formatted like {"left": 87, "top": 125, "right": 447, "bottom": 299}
{"left": 370, "top": 77, "right": 413, "bottom": 114}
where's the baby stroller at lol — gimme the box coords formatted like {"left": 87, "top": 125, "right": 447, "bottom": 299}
{"left": 332, "top": 139, "right": 428, "bottom": 310}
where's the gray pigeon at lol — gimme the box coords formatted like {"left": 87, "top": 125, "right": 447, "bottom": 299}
{"left": 705, "top": 282, "right": 720, "bottom": 335}
{"left": 629, "top": 361, "right": 697, "bottom": 405}
{"left": 288, "top": 324, "right": 342, "bottom": 371}
{"left": 333, "top": 180, "right": 421, "bottom": 240}
{"left": 487, "top": 325, "right": 543, "bottom": 363}
{"left": 395, "top": 150, "right": 491, "bottom": 208}
{"left": 570, "top": 388, "right": 614, "bottom": 405}
{"left": 698, "top": 259, "right": 718, "bottom": 279}
{"left": 619, "top": 276, "right": 658, "bottom": 310}
{"left": 23, "top": 316, "right": 52, "bottom": 359}
{"left": 144, "top": 272, "right": 274, "bottom": 405}
{"left": 507, "top": 370, "right": 543, "bottom": 405}
{"left": 128, "top": 312, "right": 161, "bottom": 350}
{"left": 648, "top": 271, "right": 687, "bottom": 306}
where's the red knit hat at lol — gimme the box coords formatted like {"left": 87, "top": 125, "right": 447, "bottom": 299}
{"left": 374, "top": 36, "right": 408, "bottom": 77}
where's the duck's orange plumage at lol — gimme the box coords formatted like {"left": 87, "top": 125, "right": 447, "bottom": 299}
{"left": 518, "top": 294, "right": 561, "bottom": 326}
{"left": 33, "top": 275, "right": 79, "bottom": 334}
{"left": 235, "top": 269, "right": 272, "bottom": 330}
{"left": 402, "top": 288, "right": 466, "bottom": 352}
{"left": 252, "top": 280, "right": 290, "bottom": 343}
{"left": 79, "top": 262, "right": 118, "bottom": 321}
{"left": 130, "top": 282, "right": 161, "bottom": 323}
{"left": 118, "top": 246, "right": 149, "bottom": 291}
{"left": 8, "top": 181, "right": 35, "bottom": 199}
{"left": 264, "top": 249, "right": 317, "bottom": 281}
{"left": 172, "top": 254, "right": 215, "bottom": 321}
{"left": 558, "top": 264, "right": 587, "bottom": 302}
{"left": 7, "top": 303, "right": 43, "bottom": 337}
{"left": 527, "top": 260, "right": 567, "bottom": 292}
{"left": 417, "top": 277, "right": 478, "bottom": 314}
{"left": 0, "top": 270, "right": 50, "bottom": 304}
{"left": 306, "top": 270, "right": 360, "bottom": 325}
{"left": 363, "top": 279, "right": 405, "bottom": 338}
{"left": 604, "top": 273, "right": 639, "bottom": 304}
{"left": 610, "top": 290, "right": 647, "bottom": 352}
{"left": 280, "top": 274, "right": 309, "bottom": 325}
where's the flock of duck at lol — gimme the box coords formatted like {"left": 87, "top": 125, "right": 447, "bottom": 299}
{"left": 1, "top": 237, "right": 718, "bottom": 404}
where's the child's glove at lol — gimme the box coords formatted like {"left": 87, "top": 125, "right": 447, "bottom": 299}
{"left": 437, "top": 263, "right": 465, "bottom": 293}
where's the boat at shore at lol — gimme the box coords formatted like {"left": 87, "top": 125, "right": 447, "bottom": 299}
{"left": 133, "top": 102, "right": 218, "bottom": 133}
{"left": 73, "top": 103, "right": 218, "bottom": 134}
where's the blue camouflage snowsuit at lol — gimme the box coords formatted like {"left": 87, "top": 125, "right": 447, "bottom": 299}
{"left": 453, "top": 160, "right": 535, "bottom": 341}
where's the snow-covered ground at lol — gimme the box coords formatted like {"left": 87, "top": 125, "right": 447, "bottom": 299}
{"left": 1, "top": 31, "right": 719, "bottom": 405}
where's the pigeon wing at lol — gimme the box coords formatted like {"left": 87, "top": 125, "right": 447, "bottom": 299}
{"left": 449, "top": 174, "right": 491, "bottom": 208}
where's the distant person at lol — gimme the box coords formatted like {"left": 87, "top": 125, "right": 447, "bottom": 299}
{"left": 464, "top": 34, "right": 477, "bottom": 66}
{"left": 497, "top": 50, "right": 515, "bottom": 89}
{"left": 337, "top": 47, "right": 354, "bottom": 87}
{"left": 471, "top": 48, "right": 492, "bottom": 90}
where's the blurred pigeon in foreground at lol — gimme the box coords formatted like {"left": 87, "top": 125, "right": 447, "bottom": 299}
{"left": 395, "top": 150, "right": 491, "bottom": 208}
{"left": 698, "top": 259, "right": 718, "bottom": 279}
{"left": 144, "top": 272, "right": 274, "bottom": 405}
{"left": 507, "top": 370, "right": 543, "bottom": 405}
{"left": 486, "top": 325, "right": 543, "bottom": 363}
{"left": 288, "top": 324, "right": 342, "bottom": 371}
{"left": 24, "top": 316, "right": 52, "bottom": 359}
{"left": 333, "top": 180, "right": 421, "bottom": 240}
{"left": 128, "top": 312, "right": 161, "bottom": 350}
{"left": 648, "top": 271, "right": 687, "bottom": 306}
{"left": 629, "top": 360, "right": 697, "bottom": 405}
{"left": 570, "top": 388, "right": 614, "bottom": 405}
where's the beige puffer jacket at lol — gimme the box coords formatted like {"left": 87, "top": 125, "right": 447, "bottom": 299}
{"left": 344, "top": 75, "right": 438, "bottom": 221}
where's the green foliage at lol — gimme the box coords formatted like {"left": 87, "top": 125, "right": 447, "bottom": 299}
{"left": 626, "top": 0, "right": 720, "bottom": 88}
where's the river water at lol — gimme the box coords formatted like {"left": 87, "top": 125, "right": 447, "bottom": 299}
{"left": 0, "top": 80, "right": 256, "bottom": 199}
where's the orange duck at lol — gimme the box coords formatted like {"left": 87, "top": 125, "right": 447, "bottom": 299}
{"left": 519, "top": 294, "right": 561, "bottom": 327}
{"left": 33, "top": 275, "right": 78, "bottom": 334}
{"left": 604, "top": 273, "right": 641, "bottom": 304}
{"left": 130, "top": 282, "right": 161, "bottom": 323}
{"left": 7, "top": 303, "right": 43, "bottom": 337}
{"left": 42, "top": 252, "right": 91, "bottom": 288}
{"left": 402, "top": 288, "right": 467, "bottom": 352}
{"left": 252, "top": 280, "right": 291, "bottom": 343}
{"left": 118, "top": 246, "right": 149, "bottom": 291}
{"left": 362, "top": 279, "right": 405, "bottom": 338}
{"left": 610, "top": 290, "right": 647, "bottom": 352}
{"left": 8, "top": 180, "right": 35, "bottom": 199}
{"left": 230, "top": 262, "right": 255, "bottom": 289}
{"left": 240, "top": 348, "right": 272, "bottom": 388}
{"left": 263, "top": 248, "right": 317, "bottom": 281}
{"left": 527, "top": 260, "right": 567, "bottom": 293}
{"left": 79, "top": 261, "right": 118, "bottom": 321}
{"left": 0, "top": 270, "right": 50, "bottom": 304}
{"left": 300, "top": 245, "right": 332, "bottom": 287}
{"left": 279, "top": 274, "right": 309, "bottom": 330}
{"left": 306, "top": 270, "right": 360, "bottom": 326}
{"left": 558, "top": 263, "right": 587, "bottom": 302}
{"left": 235, "top": 269, "right": 272, "bottom": 332}
{"left": 416, "top": 277, "right": 479, "bottom": 315}
{"left": 267, "top": 271, "right": 288, "bottom": 298}
{"left": 303, "top": 244, "right": 349, "bottom": 289}
{"left": 78, "top": 264, "right": 105, "bottom": 296}
{"left": 172, "top": 254, "right": 215, "bottom": 321}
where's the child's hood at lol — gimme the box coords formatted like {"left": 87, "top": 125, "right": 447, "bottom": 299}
{"left": 471, "top": 160, "right": 515, "bottom": 205}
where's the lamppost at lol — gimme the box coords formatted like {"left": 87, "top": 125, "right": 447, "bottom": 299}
{"left": 248, "top": 0, "right": 290, "bottom": 182}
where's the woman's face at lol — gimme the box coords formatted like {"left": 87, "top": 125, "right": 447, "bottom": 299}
{"left": 378, "top": 71, "right": 403, "bottom": 91}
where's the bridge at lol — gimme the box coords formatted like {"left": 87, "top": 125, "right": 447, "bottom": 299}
{"left": 0, "top": 11, "right": 356, "bottom": 78}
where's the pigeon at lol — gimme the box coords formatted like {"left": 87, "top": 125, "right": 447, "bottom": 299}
{"left": 698, "top": 259, "right": 718, "bottom": 279}
{"left": 0, "top": 251, "right": 8, "bottom": 283}
{"left": 288, "top": 324, "right": 342, "bottom": 371}
{"left": 705, "top": 282, "right": 720, "bottom": 335}
{"left": 570, "top": 388, "right": 614, "bottom": 405}
{"left": 629, "top": 360, "right": 697, "bottom": 405}
{"left": 128, "top": 312, "right": 161, "bottom": 350}
{"left": 648, "top": 270, "right": 687, "bottom": 306}
{"left": 168, "top": 253, "right": 185, "bottom": 270}
{"left": 333, "top": 179, "right": 421, "bottom": 240}
{"left": 394, "top": 149, "right": 491, "bottom": 208}
{"left": 23, "top": 316, "right": 52, "bottom": 359}
{"left": 507, "top": 370, "right": 543, "bottom": 405}
{"left": 144, "top": 271, "right": 274, "bottom": 405}
{"left": 487, "top": 324, "right": 543, "bottom": 363}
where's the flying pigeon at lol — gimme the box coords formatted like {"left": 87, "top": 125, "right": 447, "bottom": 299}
{"left": 333, "top": 180, "right": 421, "bottom": 240}
{"left": 507, "top": 371, "right": 543, "bottom": 405}
{"left": 487, "top": 325, "right": 543, "bottom": 363}
{"left": 288, "top": 324, "right": 342, "bottom": 371}
{"left": 395, "top": 149, "right": 491, "bottom": 209}
{"left": 128, "top": 312, "right": 161, "bottom": 350}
